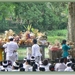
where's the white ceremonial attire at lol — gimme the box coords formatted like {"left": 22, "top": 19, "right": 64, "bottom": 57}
{"left": 64, "top": 67, "right": 73, "bottom": 71}
{"left": 55, "top": 63, "right": 60, "bottom": 71}
{"left": 12, "top": 69, "right": 19, "bottom": 71}
{"left": 7, "top": 65, "right": 12, "bottom": 71}
{"left": 3, "top": 42, "right": 8, "bottom": 53}
{"left": 3, "top": 67, "right": 12, "bottom": 71}
{"left": 44, "top": 64, "right": 51, "bottom": 71}
{"left": 32, "top": 44, "right": 42, "bottom": 63}
{"left": 24, "top": 64, "right": 32, "bottom": 71}
{"left": 3, "top": 41, "right": 19, "bottom": 64}
{"left": 3, "top": 42, "right": 9, "bottom": 60}
{"left": 57, "top": 63, "right": 67, "bottom": 71}
{"left": 0, "top": 66, "right": 4, "bottom": 71}
{"left": 27, "top": 47, "right": 32, "bottom": 59}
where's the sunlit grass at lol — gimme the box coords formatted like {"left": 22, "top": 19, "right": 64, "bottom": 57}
{"left": 18, "top": 48, "right": 49, "bottom": 60}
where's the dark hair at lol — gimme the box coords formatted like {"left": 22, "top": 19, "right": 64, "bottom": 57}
{"left": 71, "top": 63, "right": 75, "bottom": 71}
{"left": 61, "top": 40, "right": 66, "bottom": 45}
{"left": 70, "top": 58, "right": 75, "bottom": 63}
{"left": 8, "top": 60, "right": 12, "bottom": 66}
{"left": 67, "top": 63, "right": 72, "bottom": 67}
{"left": 42, "top": 59, "right": 48, "bottom": 66}
{"left": 63, "top": 57, "right": 67, "bottom": 64}
{"left": 33, "top": 64, "right": 37, "bottom": 69}
{"left": 55, "top": 58, "right": 59, "bottom": 63}
{"left": 49, "top": 65, "right": 55, "bottom": 71}
{"left": 31, "top": 56, "right": 35, "bottom": 59}
{"left": 1, "top": 69, "right": 5, "bottom": 71}
{"left": 39, "top": 67, "right": 45, "bottom": 71}
{"left": 20, "top": 67, "right": 25, "bottom": 71}
{"left": 33, "top": 39, "right": 37, "bottom": 44}
{"left": 9, "top": 38, "right": 13, "bottom": 41}
{"left": 2, "top": 60, "right": 8, "bottom": 67}
{"left": 19, "top": 63, "right": 23, "bottom": 68}
{"left": 26, "top": 59, "right": 31, "bottom": 65}
{"left": 59, "top": 57, "right": 64, "bottom": 63}
{"left": 32, "top": 64, "right": 38, "bottom": 71}
{"left": 30, "top": 61, "right": 35, "bottom": 66}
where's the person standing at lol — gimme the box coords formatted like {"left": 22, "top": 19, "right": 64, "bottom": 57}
{"left": 26, "top": 47, "right": 32, "bottom": 60}
{"left": 61, "top": 40, "right": 71, "bottom": 58}
{"left": 32, "top": 39, "right": 42, "bottom": 64}
{"left": 3, "top": 36, "right": 19, "bottom": 64}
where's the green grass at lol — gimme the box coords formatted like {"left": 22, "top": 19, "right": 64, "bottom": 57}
{"left": 47, "top": 29, "right": 67, "bottom": 43}
{"left": 47, "top": 36, "right": 66, "bottom": 44}
{"left": 46, "top": 29, "right": 67, "bottom": 36}
{"left": 18, "top": 48, "right": 27, "bottom": 60}
{"left": 18, "top": 47, "right": 49, "bottom": 60}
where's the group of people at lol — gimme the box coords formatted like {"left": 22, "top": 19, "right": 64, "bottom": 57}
{"left": 1, "top": 35, "right": 74, "bottom": 72}
{"left": 2, "top": 36, "right": 42, "bottom": 65}
{"left": 0, "top": 55, "right": 75, "bottom": 71}
{"left": 48, "top": 39, "right": 72, "bottom": 59}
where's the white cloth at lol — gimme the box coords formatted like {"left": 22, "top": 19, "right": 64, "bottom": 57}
{"left": 40, "top": 40, "right": 47, "bottom": 45}
{"left": 64, "top": 67, "right": 73, "bottom": 71}
{"left": 39, "top": 63, "right": 51, "bottom": 71}
{"left": 3, "top": 42, "right": 9, "bottom": 53}
{"left": 12, "top": 69, "right": 19, "bottom": 71}
{"left": 0, "top": 66, "right": 5, "bottom": 71}
{"left": 56, "top": 63, "right": 67, "bottom": 71}
{"left": 3, "top": 67, "right": 12, "bottom": 71}
{"left": 44, "top": 64, "right": 51, "bottom": 71}
{"left": 35, "top": 56, "right": 41, "bottom": 63}
{"left": 66, "top": 61, "right": 72, "bottom": 66}
{"left": 27, "top": 47, "right": 32, "bottom": 59}
{"left": 32, "top": 44, "right": 42, "bottom": 63}
{"left": 55, "top": 63, "right": 60, "bottom": 71}
{"left": 3, "top": 41, "right": 19, "bottom": 64}
{"left": 32, "top": 44, "right": 42, "bottom": 57}
{"left": 23, "top": 62, "right": 26, "bottom": 69}
{"left": 7, "top": 66, "right": 12, "bottom": 71}
{"left": 24, "top": 65, "right": 32, "bottom": 71}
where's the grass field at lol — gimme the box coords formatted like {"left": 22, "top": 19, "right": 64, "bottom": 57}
{"left": 18, "top": 47, "right": 49, "bottom": 60}
{"left": 47, "top": 29, "right": 67, "bottom": 43}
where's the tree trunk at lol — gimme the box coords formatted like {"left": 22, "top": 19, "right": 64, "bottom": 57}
{"left": 68, "top": 2, "right": 75, "bottom": 58}
{"left": 68, "top": 2, "right": 75, "bottom": 43}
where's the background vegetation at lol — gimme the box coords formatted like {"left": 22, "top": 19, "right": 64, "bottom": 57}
{"left": 0, "top": 2, "right": 68, "bottom": 60}
{"left": 0, "top": 2, "right": 68, "bottom": 33}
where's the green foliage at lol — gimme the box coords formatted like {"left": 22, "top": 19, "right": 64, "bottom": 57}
{"left": 47, "top": 29, "right": 67, "bottom": 43}
{"left": 46, "top": 29, "right": 67, "bottom": 36}
{"left": 23, "top": 24, "right": 32, "bottom": 31}
{"left": 0, "top": 2, "right": 68, "bottom": 33}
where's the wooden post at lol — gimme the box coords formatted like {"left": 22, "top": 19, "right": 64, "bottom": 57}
{"left": 41, "top": 46, "right": 45, "bottom": 61}
{"left": 4, "top": 51, "right": 6, "bottom": 60}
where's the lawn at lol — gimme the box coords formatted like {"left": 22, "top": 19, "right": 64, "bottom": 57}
{"left": 47, "top": 29, "right": 67, "bottom": 43}
{"left": 18, "top": 47, "right": 49, "bottom": 60}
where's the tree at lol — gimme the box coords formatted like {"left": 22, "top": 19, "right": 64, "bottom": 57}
{"left": 67, "top": 2, "right": 75, "bottom": 43}
{"left": 0, "top": 2, "right": 68, "bottom": 33}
